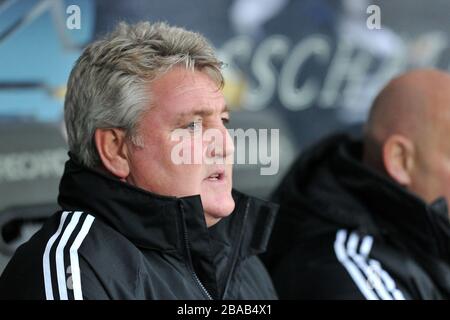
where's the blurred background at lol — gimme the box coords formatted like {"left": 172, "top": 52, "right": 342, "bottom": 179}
{"left": 1, "top": 0, "right": 450, "bottom": 273}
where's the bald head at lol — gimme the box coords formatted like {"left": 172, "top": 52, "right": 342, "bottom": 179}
{"left": 363, "top": 69, "right": 450, "bottom": 205}
{"left": 365, "top": 68, "right": 450, "bottom": 148}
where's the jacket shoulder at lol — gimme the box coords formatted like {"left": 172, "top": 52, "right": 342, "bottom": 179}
{"left": 0, "top": 210, "right": 142, "bottom": 299}
{"left": 268, "top": 229, "right": 409, "bottom": 300}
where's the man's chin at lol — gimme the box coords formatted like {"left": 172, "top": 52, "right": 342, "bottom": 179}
{"left": 203, "top": 198, "right": 235, "bottom": 227}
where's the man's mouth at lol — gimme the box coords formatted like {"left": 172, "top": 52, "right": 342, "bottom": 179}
{"left": 206, "top": 171, "right": 225, "bottom": 181}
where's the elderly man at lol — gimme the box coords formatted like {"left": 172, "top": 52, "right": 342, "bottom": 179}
{"left": 263, "top": 69, "right": 450, "bottom": 299}
{"left": 0, "top": 22, "right": 278, "bottom": 300}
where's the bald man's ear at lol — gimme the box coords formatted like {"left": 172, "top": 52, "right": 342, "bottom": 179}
{"left": 382, "top": 135, "right": 415, "bottom": 186}
{"left": 95, "top": 128, "right": 130, "bottom": 179}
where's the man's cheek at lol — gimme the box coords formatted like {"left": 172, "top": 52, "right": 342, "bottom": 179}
{"left": 179, "top": 164, "right": 203, "bottom": 183}
{"left": 172, "top": 138, "right": 202, "bottom": 165}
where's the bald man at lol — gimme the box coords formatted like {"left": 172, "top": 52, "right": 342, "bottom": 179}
{"left": 262, "top": 69, "right": 450, "bottom": 300}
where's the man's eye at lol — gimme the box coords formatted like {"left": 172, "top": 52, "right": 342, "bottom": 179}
{"left": 186, "top": 120, "right": 202, "bottom": 132}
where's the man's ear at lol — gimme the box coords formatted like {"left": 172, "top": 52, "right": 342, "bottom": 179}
{"left": 94, "top": 128, "right": 130, "bottom": 179}
{"left": 382, "top": 134, "right": 414, "bottom": 186}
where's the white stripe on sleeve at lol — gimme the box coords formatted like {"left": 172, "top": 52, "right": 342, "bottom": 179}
{"left": 347, "top": 232, "right": 392, "bottom": 300}
{"left": 334, "top": 229, "right": 407, "bottom": 300}
{"left": 43, "top": 211, "right": 70, "bottom": 300}
{"left": 55, "top": 211, "right": 83, "bottom": 300}
{"left": 334, "top": 229, "right": 379, "bottom": 300}
{"left": 69, "top": 214, "right": 95, "bottom": 300}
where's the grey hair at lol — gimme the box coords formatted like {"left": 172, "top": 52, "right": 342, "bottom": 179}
{"left": 64, "top": 21, "right": 224, "bottom": 168}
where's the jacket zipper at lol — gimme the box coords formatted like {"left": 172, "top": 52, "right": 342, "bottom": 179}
{"left": 179, "top": 201, "right": 213, "bottom": 300}
{"left": 221, "top": 198, "right": 250, "bottom": 299}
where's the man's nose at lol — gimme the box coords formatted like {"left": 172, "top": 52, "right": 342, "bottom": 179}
{"left": 205, "top": 126, "right": 234, "bottom": 160}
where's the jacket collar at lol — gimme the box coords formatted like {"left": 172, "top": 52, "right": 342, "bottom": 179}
{"left": 57, "top": 154, "right": 278, "bottom": 261}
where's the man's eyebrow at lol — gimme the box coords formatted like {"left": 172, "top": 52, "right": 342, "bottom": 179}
{"left": 177, "top": 105, "right": 229, "bottom": 119}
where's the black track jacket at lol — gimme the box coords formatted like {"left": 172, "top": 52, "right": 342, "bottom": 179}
{"left": 263, "top": 134, "right": 450, "bottom": 300}
{"left": 0, "top": 155, "right": 278, "bottom": 300}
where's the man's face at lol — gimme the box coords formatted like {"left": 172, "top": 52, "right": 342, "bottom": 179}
{"left": 125, "top": 66, "right": 235, "bottom": 227}
{"left": 409, "top": 109, "right": 450, "bottom": 208}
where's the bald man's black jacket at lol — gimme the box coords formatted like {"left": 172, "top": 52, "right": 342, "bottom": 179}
{"left": 0, "top": 155, "right": 278, "bottom": 300}
{"left": 262, "top": 134, "right": 450, "bottom": 299}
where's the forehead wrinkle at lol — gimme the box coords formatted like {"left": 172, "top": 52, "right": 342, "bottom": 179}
{"left": 171, "top": 83, "right": 223, "bottom": 100}
{"left": 171, "top": 68, "right": 218, "bottom": 90}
